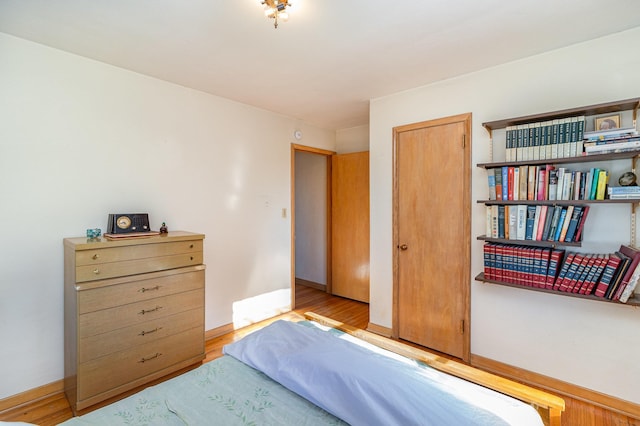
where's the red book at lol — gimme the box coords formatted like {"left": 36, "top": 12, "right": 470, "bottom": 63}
{"left": 553, "top": 253, "right": 575, "bottom": 291}
{"left": 594, "top": 254, "right": 622, "bottom": 297}
{"left": 613, "top": 245, "right": 640, "bottom": 300}
{"left": 560, "top": 253, "right": 584, "bottom": 292}
{"left": 508, "top": 167, "right": 515, "bottom": 200}
{"left": 605, "top": 252, "right": 631, "bottom": 299}
{"left": 535, "top": 205, "right": 548, "bottom": 241}
{"left": 579, "top": 254, "right": 606, "bottom": 295}
{"left": 570, "top": 254, "right": 594, "bottom": 293}
{"left": 573, "top": 206, "right": 590, "bottom": 242}
{"left": 536, "top": 168, "right": 547, "bottom": 200}
{"left": 483, "top": 243, "right": 493, "bottom": 280}
{"left": 545, "top": 249, "right": 564, "bottom": 289}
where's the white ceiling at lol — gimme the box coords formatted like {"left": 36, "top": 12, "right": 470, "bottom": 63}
{"left": 1, "top": 1, "right": 640, "bottom": 130}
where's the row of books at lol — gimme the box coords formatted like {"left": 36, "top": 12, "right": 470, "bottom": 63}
{"left": 505, "top": 115, "right": 585, "bottom": 162}
{"left": 482, "top": 243, "right": 639, "bottom": 303}
{"left": 486, "top": 204, "right": 589, "bottom": 243}
{"left": 487, "top": 165, "right": 609, "bottom": 201}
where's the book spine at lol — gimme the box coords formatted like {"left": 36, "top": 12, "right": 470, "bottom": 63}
{"left": 545, "top": 249, "right": 565, "bottom": 289}
{"left": 594, "top": 255, "right": 620, "bottom": 297}
{"left": 488, "top": 170, "right": 497, "bottom": 200}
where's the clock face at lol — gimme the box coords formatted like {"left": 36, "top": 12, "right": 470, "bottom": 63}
{"left": 116, "top": 215, "right": 132, "bottom": 229}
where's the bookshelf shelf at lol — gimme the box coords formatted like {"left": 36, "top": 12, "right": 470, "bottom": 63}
{"left": 478, "top": 199, "right": 637, "bottom": 205}
{"left": 482, "top": 98, "right": 640, "bottom": 134}
{"left": 477, "top": 150, "right": 640, "bottom": 169}
{"left": 475, "top": 273, "right": 640, "bottom": 307}
{"left": 477, "top": 235, "right": 581, "bottom": 248}
{"left": 478, "top": 98, "right": 640, "bottom": 305}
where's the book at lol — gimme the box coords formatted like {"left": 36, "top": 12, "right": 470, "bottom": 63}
{"left": 558, "top": 205, "right": 574, "bottom": 242}
{"left": 495, "top": 168, "right": 503, "bottom": 200}
{"left": 519, "top": 165, "right": 528, "bottom": 200}
{"left": 569, "top": 254, "right": 594, "bottom": 293}
{"left": 553, "top": 252, "right": 575, "bottom": 291}
{"left": 535, "top": 205, "right": 548, "bottom": 241}
{"left": 487, "top": 171, "right": 497, "bottom": 200}
{"left": 552, "top": 207, "right": 567, "bottom": 242}
{"left": 497, "top": 205, "right": 505, "bottom": 239}
{"left": 541, "top": 206, "right": 555, "bottom": 241}
{"left": 620, "top": 263, "right": 640, "bottom": 303}
{"left": 612, "top": 245, "right": 640, "bottom": 301}
{"left": 527, "top": 166, "right": 537, "bottom": 200}
{"left": 513, "top": 167, "right": 520, "bottom": 200}
{"left": 595, "top": 170, "right": 609, "bottom": 200}
{"left": 547, "top": 169, "right": 558, "bottom": 201}
{"left": 525, "top": 205, "right": 537, "bottom": 240}
{"left": 589, "top": 169, "right": 599, "bottom": 200}
{"left": 546, "top": 206, "right": 563, "bottom": 241}
{"left": 579, "top": 254, "right": 606, "bottom": 295}
{"left": 536, "top": 168, "right": 546, "bottom": 200}
{"left": 507, "top": 167, "right": 515, "bottom": 200}
{"left": 573, "top": 206, "right": 590, "bottom": 242}
{"left": 594, "top": 254, "right": 622, "bottom": 297}
{"left": 545, "top": 249, "right": 565, "bottom": 289}
{"left": 531, "top": 206, "right": 542, "bottom": 241}
{"left": 508, "top": 206, "right": 517, "bottom": 240}
{"left": 555, "top": 167, "right": 565, "bottom": 200}
{"left": 559, "top": 253, "right": 583, "bottom": 292}
{"left": 605, "top": 251, "right": 631, "bottom": 299}
{"left": 501, "top": 167, "right": 509, "bottom": 201}
{"left": 563, "top": 206, "right": 583, "bottom": 243}
{"left": 516, "top": 205, "right": 527, "bottom": 240}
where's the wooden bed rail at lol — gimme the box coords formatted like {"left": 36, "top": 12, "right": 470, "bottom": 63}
{"left": 304, "top": 312, "right": 565, "bottom": 426}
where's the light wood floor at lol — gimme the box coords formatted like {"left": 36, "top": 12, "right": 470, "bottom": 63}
{"left": 1, "top": 285, "right": 637, "bottom": 425}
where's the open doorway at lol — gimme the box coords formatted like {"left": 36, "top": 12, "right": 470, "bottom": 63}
{"left": 290, "top": 144, "right": 335, "bottom": 309}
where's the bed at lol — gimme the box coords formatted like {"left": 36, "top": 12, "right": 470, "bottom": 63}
{"left": 58, "top": 312, "right": 564, "bottom": 426}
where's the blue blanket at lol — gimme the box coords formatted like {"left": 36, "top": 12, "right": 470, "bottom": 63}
{"left": 224, "top": 320, "right": 543, "bottom": 426}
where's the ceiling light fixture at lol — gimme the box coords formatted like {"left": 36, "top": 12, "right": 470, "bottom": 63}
{"left": 262, "top": 0, "right": 290, "bottom": 29}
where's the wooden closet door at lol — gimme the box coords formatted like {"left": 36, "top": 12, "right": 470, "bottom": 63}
{"left": 394, "top": 114, "right": 470, "bottom": 360}
{"left": 331, "top": 151, "right": 370, "bottom": 303}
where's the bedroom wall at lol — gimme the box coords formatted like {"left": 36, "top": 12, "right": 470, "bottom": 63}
{"left": 336, "top": 125, "right": 369, "bottom": 153}
{"left": 369, "top": 27, "right": 640, "bottom": 403}
{"left": 294, "top": 151, "right": 328, "bottom": 286}
{"left": 0, "top": 32, "right": 335, "bottom": 399}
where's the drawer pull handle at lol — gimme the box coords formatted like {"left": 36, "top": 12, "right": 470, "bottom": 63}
{"left": 92, "top": 254, "right": 100, "bottom": 260}
{"left": 139, "top": 306, "right": 163, "bottom": 315}
{"left": 138, "top": 352, "right": 162, "bottom": 363}
{"left": 190, "top": 256, "right": 194, "bottom": 261}
{"left": 93, "top": 269, "right": 100, "bottom": 275}
{"left": 139, "top": 285, "right": 160, "bottom": 293}
{"left": 189, "top": 244, "right": 194, "bottom": 249}
{"left": 139, "top": 327, "right": 162, "bottom": 336}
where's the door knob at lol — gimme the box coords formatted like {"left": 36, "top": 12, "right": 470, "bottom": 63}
{"left": 399, "top": 244, "right": 408, "bottom": 250}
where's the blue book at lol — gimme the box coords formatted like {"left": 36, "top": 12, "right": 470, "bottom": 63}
{"left": 501, "top": 166, "right": 509, "bottom": 200}
{"left": 553, "top": 208, "right": 568, "bottom": 241}
{"left": 564, "top": 206, "right": 583, "bottom": 243}
{"left": 525, "top": 205, "right": 536, "bottom": 240}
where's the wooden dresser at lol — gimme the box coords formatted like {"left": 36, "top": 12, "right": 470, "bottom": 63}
{"left": 63, "top": 231, "right": 205, "bottom": 413}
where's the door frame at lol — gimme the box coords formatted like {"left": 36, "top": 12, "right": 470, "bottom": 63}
{"left": 290, "top": 144, "right": 336, "bottom": 310}
{"left": 391, "top": 113, "right": 472, "bottom": 361}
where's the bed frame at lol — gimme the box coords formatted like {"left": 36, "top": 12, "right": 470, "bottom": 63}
{"left": 304, "top": 312, "right": 565, "bottom": 426}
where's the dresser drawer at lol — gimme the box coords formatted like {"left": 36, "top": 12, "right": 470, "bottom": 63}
{"left": 79, "top": 288, "right": 204, "bottom": 337}
{"left": 77, "top": 327, "right": 204, "bottom": 400}
{"left": 76, "top": 251, "right": 203, "bottom": 282}
{"left": 75, "top": 240, "right": 203, "bottom": 266}
{"left": 78, "top": 268, "right": 204, "bottom": 314}
{"left": 79, "top": 308, "right": 204, "bottom": 363}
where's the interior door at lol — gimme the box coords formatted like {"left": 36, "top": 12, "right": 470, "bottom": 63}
{"left": 394, "top": 114, "right": 471, "bottom": 360}
{"left": 331, "top": 151, "right": 370, "bottom": 302}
